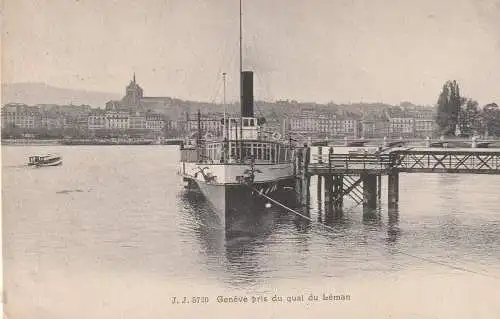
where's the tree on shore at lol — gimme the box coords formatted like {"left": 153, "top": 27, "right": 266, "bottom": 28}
{"left": 436, "top": 80, "right": 461, "bottom": 136}
{"left": 458, "top": 98, "right": 481, "bottom": 136}
{"left": 483, "top": 103, "right": 500, "bottom": 137}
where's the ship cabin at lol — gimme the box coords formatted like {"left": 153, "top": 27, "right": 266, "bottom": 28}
{"left": 180, "top": 116, "right": 294, "bottom": 165}
{"left": 180, "top": 70, "right": 294, "bottom": 165}
{"left": 222, "top": 116, "right": 259, "bottom": 140}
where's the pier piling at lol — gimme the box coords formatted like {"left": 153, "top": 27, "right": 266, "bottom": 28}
{"left": 388, "top": 170, "right": 399, "bottom": 208}
{"left": 324, "top": 175, "right": 334, "bottom": 214}
{"left": 296, "top": 147, "right": 311, "bottom": 207}
{"left": 322, "top": 174, "right": 344, "bottom": 219}
{"left": 303, "top": 148, "right": 311, "bottom": 207}
{"left": 333, "top": 175, "right": 344, "bottom": 211}
{"left": 317, "top": 176, "right": 323, "bottom": 212}
{"left": 377, "top": 175, "right": 382, "bottom": 200}
{"left": 362, "top": 174, "right": 378, "bottom": 209}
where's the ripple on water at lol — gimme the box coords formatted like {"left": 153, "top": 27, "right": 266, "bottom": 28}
{"left": 2, "top": 146, "right": 500, "bottom": 318}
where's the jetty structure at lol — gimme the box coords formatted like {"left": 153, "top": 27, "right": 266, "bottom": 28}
{"left": 178, "top": 0, "right": 297, "bottom": 230}
{"left": 294, "top": 139, "right": 500, "bottom": 220}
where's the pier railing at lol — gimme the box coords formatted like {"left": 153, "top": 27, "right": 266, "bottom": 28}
{"left": 391, "top": 149, "right": 500, "bottom": 174}
{"left": 306, "top": 148, "right": 500, "bottom": 175}
{"left": 309, "top": 153, "right": 393, "bottom": 172}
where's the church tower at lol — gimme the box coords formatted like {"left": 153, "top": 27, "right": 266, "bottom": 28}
{"left": 122, "top": 73, "right": 144, "bottom": 108}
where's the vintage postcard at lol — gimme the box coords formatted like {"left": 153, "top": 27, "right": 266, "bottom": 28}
{"left": 2, "top": 0, "right": 500, "bottom": 318}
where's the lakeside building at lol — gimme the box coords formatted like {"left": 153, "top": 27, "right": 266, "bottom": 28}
{"left": 386, "top": 107, "right": 435, "bottom": 138}
{"left": 362, "top": 107, "right": 435, "bottom": 138}
{"left": 40, "top": 111, "right": 66, "bottom": 130}
{"left": 414, "top": 108, "right": 436, "bottom": 137}
{"left": 361, "top": 111, "right": 390, "bottom": 138}
{"left": 184, "top": 112, "right": 224, "bottom": 136}
{"left": 88, "top": 109, "right": 107, "bottom": 130}
{"left": 387, "top": 108, "right": 416, "bottom": 137}
{"left": 282, "top": 111, "right": 362, "bottom": 138}
{"left": 1, "top": 104, "right": 39, "bottom": 129}
{"left": 145, "top": 113, "right": 165, "bottom": 132}
{"left": 86, "top": 110, "right": 165, "bottom": 137}
{"left": 105, "top": 111, "right": 130, "bottom": 130}
{"left": 129, "top": 111, "right": 146, "bottom": 130}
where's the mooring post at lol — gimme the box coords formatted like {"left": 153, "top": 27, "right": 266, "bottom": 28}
{"left": 333, "top": 174, "right": 344, "bottom": 211}
{"left": 377, "top": 174, "right": 382, "bottom": 200}
{"left": 324, "top": 175, "right": 334, "bottom": 216}
{"left": 301, "top": 147, "right": 311, "bottom": 207}
{"left": 332, "top": 174, "right": 344, "bottom": 219}
{"left": 295, "top": 148, "right": 303, "bottom": 204}
{"left": 362, "top": 173, "right": 377, "bottom": 209}
{"left": 304, "top": 175, "right": 311, "bottom": 208}
{"left": 388, "top": 170, "right": 399, "bottom": 208}
{"left": 317, "top": 175, "right": 323, "bottom": 212}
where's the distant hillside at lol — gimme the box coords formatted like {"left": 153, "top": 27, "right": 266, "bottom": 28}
{"left": 1, "top": 82, "right": 121, "bottom": 107}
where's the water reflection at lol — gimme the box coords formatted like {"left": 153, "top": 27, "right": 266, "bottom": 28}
{"left": 179, "top": 190, "right": 283, "bottom": 286}
{"left": 317, "top": 209, "right": 323, "bottom": 223}
{"left": 362, "top": 206, "right": 382, "bottom": 225}
{"left": 178, "top": 178, "right": 497, "bottom": 287}
{"left": 387, "top": 208, "right": 401, "bottom": 243}
{"left": 319, "top": 202, "right": 344, "bottom": 225}
{"left": 293, "top": 212, "right": 312, "bottom": 233}
{"left": 177, "top": 191, "right": 226, "bottom": 271}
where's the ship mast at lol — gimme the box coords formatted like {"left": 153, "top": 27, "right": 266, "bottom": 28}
{"left": 239, "top": 0, "right": 243, "bottom": 163}
{"left": 223, "top": 72, "right": 229, "bottom": 162}
{"left": 223, "top": 72, "right": 227, "bottom": 139}
{"left": 239, "top": 0, "right": 243, "bottom": 82}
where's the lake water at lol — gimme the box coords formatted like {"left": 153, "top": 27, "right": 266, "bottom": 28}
{"left": 2, "top": 145, "right": 500, "bottom": 319}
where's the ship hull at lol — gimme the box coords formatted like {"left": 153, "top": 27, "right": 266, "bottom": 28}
{"left": 37, "top": 160, "right": 62, "bottom": 167}
{"left": 187, "top": 177, "right": 297, "bottom": 232}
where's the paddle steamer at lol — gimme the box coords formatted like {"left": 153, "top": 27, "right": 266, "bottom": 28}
{"left": 179, "top": 1, "right": 297, "bottom": 227}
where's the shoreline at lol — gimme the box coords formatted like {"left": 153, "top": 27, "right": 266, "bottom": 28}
{"left": 2, "top": 138, "right": 498, "bottom": 148}
{"left": 1, "top": 139, "right": 61, "bottom": 146}
{"left": 1, "top": 139, "right": 184, "bottom": 146}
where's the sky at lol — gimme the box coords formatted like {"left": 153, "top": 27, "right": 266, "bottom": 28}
{"left": 2, "top": 0, "right": 500, "bottom": 106}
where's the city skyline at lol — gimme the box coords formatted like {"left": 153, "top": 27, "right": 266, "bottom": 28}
{"left": 0, "top": 80, "right": 440, "bottom": 107}
{"left": 3, "top": 0, "right": 500, "bottom": 107}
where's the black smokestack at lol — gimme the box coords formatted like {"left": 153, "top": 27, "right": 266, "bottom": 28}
{"left": 241, "top": 71, "right": 254, "bottom": 117}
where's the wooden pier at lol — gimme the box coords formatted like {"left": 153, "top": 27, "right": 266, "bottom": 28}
{"left": 295, "top": 145, "right": 500, "bottom": 217}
